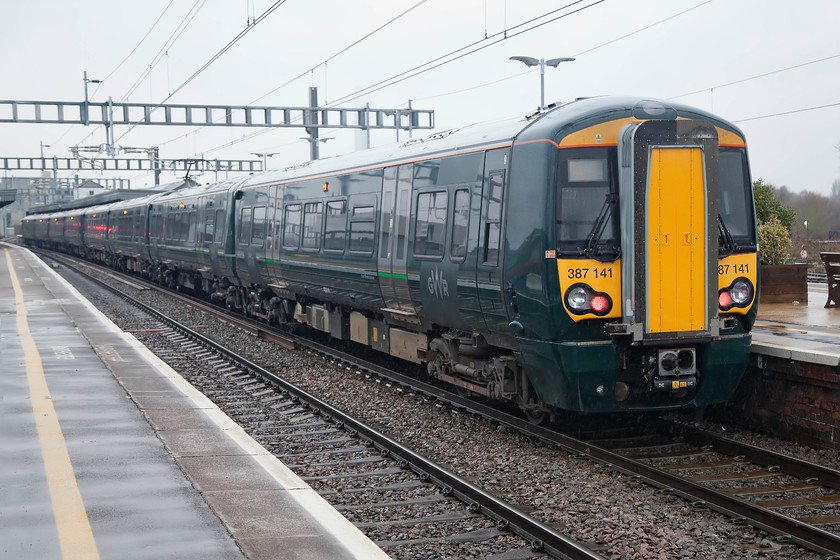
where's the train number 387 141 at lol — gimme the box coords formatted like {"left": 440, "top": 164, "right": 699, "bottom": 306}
{"left": 567, "top": 267, "right": 614, "bottom": 279}
{"left": 718, "top": 263, "right": 750, "bottom": 275}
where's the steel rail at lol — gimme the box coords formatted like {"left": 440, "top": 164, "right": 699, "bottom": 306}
{"left": 653, "top": 417, "right": 840, "bottom": 490}
{"left": 49, "top": 252, "right": 605, "bottom": 560}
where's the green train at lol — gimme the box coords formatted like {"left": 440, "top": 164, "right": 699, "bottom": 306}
{"left": 23, "top": 96, "right": 759, "bottom": 420}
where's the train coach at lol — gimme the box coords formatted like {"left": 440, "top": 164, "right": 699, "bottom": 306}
{"left": 23, "top": 96, "right": 759, "bottom": 419}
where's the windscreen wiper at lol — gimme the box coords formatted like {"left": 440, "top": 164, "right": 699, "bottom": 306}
{"left": 583, "top": 192, "right": 620, "bottom": 262}
{"left": 718, "top": 214, "right": 737, "bottom": 256}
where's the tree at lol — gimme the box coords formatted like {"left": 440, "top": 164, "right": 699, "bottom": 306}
{"left": 753, "top": 179, "right": 796, "bottom": 230}
{"left": 758, "top": 216, "right": 791, "bottom": 265}
{"left": 753, "top": 179, "right": 794, "bottom": 264}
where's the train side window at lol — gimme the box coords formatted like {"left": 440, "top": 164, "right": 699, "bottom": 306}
{"left": 203, "top": 215, "right": 215, "bottom": 243}
{"left": 483, "top": 171, "right": 504, "bottom": 265}
{"left": 187, "top": 211, "right": 196, "bottom": 242}
{"left": 239, "top": 207, "right": 252, "bottom": 245}
{"left": 164, "top": 211, "right": 173, "bottom": 242}
{"left": 301, "top": 202, "right": 323, "bottom": 250}
{"left": 414, "top": 190, "right": 447, "bottom": 259}
{"left": 282, "top": 204, "right": 301, "bottom": 249}
{"left": 324, "top": 200, "right": 347, "bottom": 252}
{"left": 214, "top": 209, "right": 225, "bottom": 243}
{"left": 450, "top": 188, "right": 470, "bottom": 262}
{"left": 251, "top": 205, "right": 266, "bottom": 246}
{"left": 349, "top": 204, "right": 375, "bottom": 255}
{"left": 150, "top": 214, "right": 162, "bottom": 239}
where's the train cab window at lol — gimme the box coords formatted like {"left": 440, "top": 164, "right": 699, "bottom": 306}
{"left": 414, "top": 191, "right": 447, "bottom": 259}
{"left": 301, "top": 202, "right": 322, "bottom": 250}
{"left": 718, "top": 147, "right": 755, "bottom": 248}
{"left": 450, "top": 188, "right": 470, "bottom": 262}
{"left": 556, "top": 147, "right": 619, "bottom": 257}
{"left": 324, "top": 200, "right": 347, "bottom": 252}
{"left": 251, "top": 206, "right": 266, "bottom": 246}
{"left": 349, "top": 204, "right": 375, "bottom": 255}
{"left": 282, "top": 204, "right": 301, "bottom": 249}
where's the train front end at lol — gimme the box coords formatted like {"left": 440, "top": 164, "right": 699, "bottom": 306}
{"left": 509, "top": 98, "right": 758, "bottom": 413}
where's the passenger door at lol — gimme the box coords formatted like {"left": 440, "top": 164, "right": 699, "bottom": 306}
{"left": 377, "top": 164, "right": 415, "bottom": 315}
{"left": 476, "top": 148, "right": 510, "bottom": 332}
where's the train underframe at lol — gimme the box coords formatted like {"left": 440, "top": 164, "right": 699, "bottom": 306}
{"left": 91, "top": 253, "right": 735, "bottom": 421}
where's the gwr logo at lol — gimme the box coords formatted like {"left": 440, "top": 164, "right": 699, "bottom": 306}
{"left": 427, "top": 268, "right": 449, "bottom": 299}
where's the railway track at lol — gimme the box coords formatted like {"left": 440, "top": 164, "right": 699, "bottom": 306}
{"left": 44, "top": 249, "right": 840, "bottom": 558}
{"left": 585, "top": 418, "right": 840, "bottom": 551}
{"left": 45, "top": 251, "right": 603, "bottom": 560}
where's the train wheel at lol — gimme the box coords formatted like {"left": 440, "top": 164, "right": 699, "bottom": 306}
{"left": 522, "top": 400, "right": 551, "bottom": 426}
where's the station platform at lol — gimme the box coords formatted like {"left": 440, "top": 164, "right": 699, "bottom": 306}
{"left": 753, "top": 283, "right": 840, "bottom": 367}
{"left": 0, "top": 242, "right": 389, "bottom": 560}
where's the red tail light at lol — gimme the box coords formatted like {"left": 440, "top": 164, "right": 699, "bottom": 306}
{"left": 590, "top": 295, "right": 609, "bottom": 313}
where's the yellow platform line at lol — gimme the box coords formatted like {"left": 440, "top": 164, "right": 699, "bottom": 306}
{"left": 754, "top": 322, "right": 840, "bottom": 338}
{"left": 4, "top": 248, "right": 100, "bottom": 560}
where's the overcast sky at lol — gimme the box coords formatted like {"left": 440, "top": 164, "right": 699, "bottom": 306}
{"left": 2, "top": 0, "right": 839, "bottom": 195}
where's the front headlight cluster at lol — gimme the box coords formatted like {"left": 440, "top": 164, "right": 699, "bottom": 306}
{"left": 564, "top": 283, "right": 613, "bottom": 316}
{"left": 718, "top": 278, "right": 754, "bottom": 310}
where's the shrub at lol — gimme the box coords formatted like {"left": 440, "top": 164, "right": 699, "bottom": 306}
{"left": 758, "top": 215, "right": 791, "bottom": 265}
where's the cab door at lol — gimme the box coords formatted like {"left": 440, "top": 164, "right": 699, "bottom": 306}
{"left": 377, "top": 164, "right": 415, "bottom": 315}
{"left": 618, "top": 119, "right": 719, "bottom": 339}
{"left": 647, "top": 146, "right": 707, "bottom": 333}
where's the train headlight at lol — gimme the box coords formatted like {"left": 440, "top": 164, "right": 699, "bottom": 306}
{"left": 567, "top": 286, "right": 588, "bottom": 309}
{"left": 730, "top": 279, "right": 752, "bottom": 305}
{"left": 718, "top": 278, "right": 753, "bottom": 311}
{"left": 564, "top": 284, "right": 613, "bottom": 316}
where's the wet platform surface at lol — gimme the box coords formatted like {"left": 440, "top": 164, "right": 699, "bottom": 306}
{"left": 0, "top": 243, "right": 389, "bottom": 560}
{"left": 753, "top": 283, "right": 840, "bottom": 366}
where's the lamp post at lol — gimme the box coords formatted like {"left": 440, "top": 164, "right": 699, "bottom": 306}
{"left": 509, "top": 56, "right": 575, "bottom": 109}
{"left": 251, "top": 152, "right": 278, "bottom": 171}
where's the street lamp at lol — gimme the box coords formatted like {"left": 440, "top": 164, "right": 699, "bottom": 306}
{"left": 40, "top": 141, "right": 50, "bottom": 159}
{"left": 510, "top": 56, "right": 575, "bottom": 109}
{"left": 251, "top": 152, "right": 278, "bottom": 170}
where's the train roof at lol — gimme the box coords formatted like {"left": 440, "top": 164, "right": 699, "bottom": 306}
{"left": 237, "top": 95, "right": 746, "bottom": 188}
{"left": 26, "top": 96, "right": 747, "bottom": 215}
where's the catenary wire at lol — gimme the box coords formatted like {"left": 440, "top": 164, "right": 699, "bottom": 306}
{"left": 113, "top": 0, "right": 288, "bottom": 146}
{"left": 49, "top": 0, "right": 178, "bottom": 150}
{"left": 179, "top": 0, "right": 606, "bottom": 159}
{"left": 151, "top": 0, "right": 432, "bottom": 152}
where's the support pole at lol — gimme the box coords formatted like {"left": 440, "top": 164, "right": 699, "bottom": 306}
{"left": 306, "top": 87, "right": 320, "bottom": 161}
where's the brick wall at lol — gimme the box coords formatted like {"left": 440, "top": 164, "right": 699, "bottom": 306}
{"left": 710, "top": 355, "right": 840, "bottom": 450}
